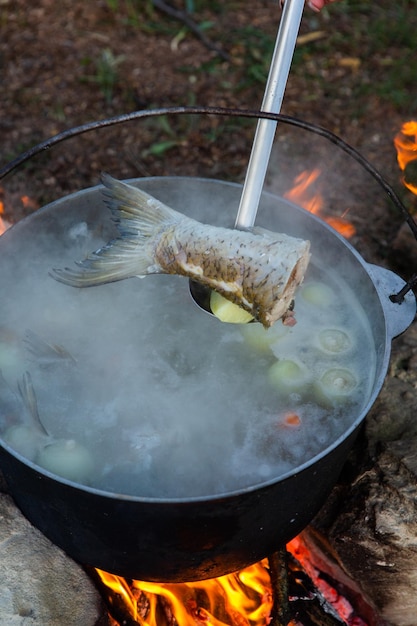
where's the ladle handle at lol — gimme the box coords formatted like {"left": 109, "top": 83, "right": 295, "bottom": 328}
{"left": 235, "top": 0, "right": 305, "bottom": 230}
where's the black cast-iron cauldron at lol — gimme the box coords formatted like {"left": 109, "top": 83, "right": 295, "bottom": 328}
{"left": 0, "top": 176, "right": 415, "bottom": 582}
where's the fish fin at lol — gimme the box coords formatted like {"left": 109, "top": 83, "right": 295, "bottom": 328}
{"left": 50, "top": 239, "right": 153, "bottom": 287}
{"left": 101, "top": 172, "right": 180, "bottom": 237}
{"left": 24, "top": 330, "right": 76, "bottom": 365}
{"left": 18, "top": 371, "right": 49, "bottom": 435}
{"left": 51, "top": 174, "right": 182, "bottom": 288}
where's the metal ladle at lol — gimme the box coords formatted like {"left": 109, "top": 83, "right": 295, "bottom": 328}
{"left": 190, "top": 0, "right": 306, "bottom": 315}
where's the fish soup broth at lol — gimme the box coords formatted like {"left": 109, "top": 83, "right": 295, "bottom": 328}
{"left": 0, "top": 218, "right": 375, "bottom": 497}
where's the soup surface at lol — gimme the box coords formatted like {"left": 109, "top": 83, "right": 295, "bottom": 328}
{"left": 0, "top": 213, "right": 376, "bottom": 498}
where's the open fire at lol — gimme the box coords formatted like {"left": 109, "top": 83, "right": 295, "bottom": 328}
{"left": 283, "top": 168, "right": 356, "bottom": 239}
{"left": 96, "top": 559, "right": 273, "bottom": 626}
{"left": 93, "top": 540, "right": 372, "bottom": 626}
{"left": 394, "top": 120, "right": 417, "bottom": 196}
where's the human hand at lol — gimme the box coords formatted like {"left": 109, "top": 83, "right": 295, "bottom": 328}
{"left": 307, "top": 0, "right": 338, "bottom": 12}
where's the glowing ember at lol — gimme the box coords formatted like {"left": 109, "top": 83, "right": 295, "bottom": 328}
{"left": 21, "top": 194, "right": 39, "bottom": 211}
{"left": 96, "top": 560, "right": 273, "bottom": 626}
{"left": 284, "top": 169, "right": 356, "bottom": 238}
{"left": 287, "top": 537, "right": 368, "bottom": 626}
{"left": 394, "top": 120, "right": 417, "bottom": 195}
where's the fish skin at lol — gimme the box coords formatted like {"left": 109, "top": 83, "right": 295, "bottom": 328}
{"left": 52, "top": 174, "right": 310, "bottom": 328}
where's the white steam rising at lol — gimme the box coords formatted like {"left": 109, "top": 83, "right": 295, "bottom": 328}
{"left": 0, "top": 183, "right": 376, "bottom": 498}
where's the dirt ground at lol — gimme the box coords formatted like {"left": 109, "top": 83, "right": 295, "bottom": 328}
{"left": 0, "top": 0, "right": 416, "bottom": 274}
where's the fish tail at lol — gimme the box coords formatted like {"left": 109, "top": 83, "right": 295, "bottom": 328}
{"left": 51, "top": 174, "right": 182, "bottom": 288}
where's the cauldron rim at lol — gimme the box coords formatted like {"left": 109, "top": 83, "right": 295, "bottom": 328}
{"left": 0, "top": 175, "right": 408, "bottom": 504}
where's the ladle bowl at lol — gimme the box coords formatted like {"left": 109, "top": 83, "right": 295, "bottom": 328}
{"left": 189, "top": 278, "right": 213, "bottom": 317}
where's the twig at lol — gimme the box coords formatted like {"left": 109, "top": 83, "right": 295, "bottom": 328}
{"left": 151, "top": 0, "right": 230, "bottom": 61}
{"left": 268, "top": 549, "right": 290, "bottom": 626}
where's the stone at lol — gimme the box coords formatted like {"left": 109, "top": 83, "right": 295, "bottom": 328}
{"left": 0, "top": 492, "right": 106, "bottom": 626}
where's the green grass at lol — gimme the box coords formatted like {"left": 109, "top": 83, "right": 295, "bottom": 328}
{"left": 98, "top": 1, "right": 417, "bottom": 120}
{"left": 80, "top": 49, "right": 126, "bottom": 104}
{"left": 298, "top": 0, "right": 417, "bottom": 114}
{"left": 104, "top": 0, "right": 150, "bottom": 27}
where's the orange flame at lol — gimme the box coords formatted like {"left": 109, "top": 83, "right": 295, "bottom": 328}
{"left": 394, "top": 120, "right": 417, "bottom": 195}
{"left": 284, "top": 168, "right": 324, "bottom": 215}
{"left": 0, "top": 187, "right": 40, "bottom": 235}
{"left": 96, "top": 559, "right": 273, "bottom": 626}
{"left": 0, "top": 195, "right": 11, "bottom": 236}
{"left": 284, "top": 169, "right": 356, "bottom": 238}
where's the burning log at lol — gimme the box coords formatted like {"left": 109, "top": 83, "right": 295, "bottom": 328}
{"left": 269, "top": 549, "right": 348, "bottom": 626}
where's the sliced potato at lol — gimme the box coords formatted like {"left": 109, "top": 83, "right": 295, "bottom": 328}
{"left": 210, "top": 291, "right": 254, "bottom": 324}
{"left": 36, "top": 439, "right": 94, "bottom": 483}
{"left": 268, "top": 359, "right": 311, "bottom": 395}
{"left": 3, "top": 424, "right": 41, "bottom": 461}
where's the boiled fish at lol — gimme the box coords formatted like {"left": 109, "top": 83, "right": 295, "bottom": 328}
{"left": 52, "top": 174, "right": 310, "bottom": 328}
